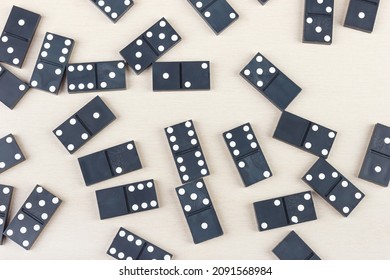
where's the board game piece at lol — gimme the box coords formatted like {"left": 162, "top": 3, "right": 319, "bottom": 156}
{"left": 240, "top": 53, "right": 301, "bottom": 110}
{"left": 223, "top": 123, "right": 272, "bottom": 187}
{"left": 165, "top": 120, "right": 210, "bottom": 183}
{"left": 273, "top": 231, "right": 321, "bottom": 260}
{"left": 0, "top": 134, "right": 25, "bottom": 174}
{"left": 0, "top": 64, "right": 29, "bottom": 109}
{"left": 153, "top": 61, "right": 210, "bottom": 91}
{"left": 359, "top": 123, "right": 390, "bottom": 187}
{"left": 0, "top": 6, "right": 40, "bottom": 68}
{"left": 344, "top": 0, "right": 380, "bottom": 33}
{"left": 0, "top": 184, "right": 14, "bottom": 245}
{"left": 78, "top": 140, "right": 142, "bottom": 186}
{"left": 273, "top": 111, "right": 337, "bottom": 158}
{"left": 30, "top": 32, "right": 74, "bottom": 94}
{"left": 176, "top": 179, "right": 223, "bottom": 243}
{"left": 53, "top": 96, "right": 116, "bottom": 154}
{"left": 303, "top": 0, "right": 334, "bottom": 44}
{"left": 253, "top": 191, "right": 317, "bottom": 231}
{"left": 107, "top": 227, "right": 172, "bottom": 260}
{"left": 66, "top": 61, "right": 126, "bottom": 93}
{"left": 96, "top": 179, "right": 158, "bottom": 219}
{"left": 4, "top": 185, "right": 61, "bottom": 250}
{"left": 90, "top": 0, "right": 134, "bottom": 23}
{"left": 120, "top": 18, "right": 181, "bottom": 74}
{"left": 303, "top": 158, "right": 365, "bottom": 216}
{"left": 187, "top": 0, "right": 239, "bottom": 35}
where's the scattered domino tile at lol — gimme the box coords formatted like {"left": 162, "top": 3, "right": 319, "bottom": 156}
{"left": 344, "top": 0, "right": 380, "bottom": 33}
{"left": 0, "top": 184, "right": 14, "bottom": 245}
{"left": 187, "top": 0, "right": 239, "bottom": 35}
{"left": 30, "top": 32, "right": 75, "bottom": 94}
{"left": 96, "top": 179, "right": 159, "bottom": 219}
{"left": 0, "top": 64, "right": 29, "bottom": 109}
{"left": 90, "top": 0, "right": 134, "bottom": 23}
{"left": 0, "top": 1, "right": 384, "bottom": 259}
{"left": 66, "top": 61, "right": 126, "bottom": 93}
{"left": 107, "top": 227, "right": 172, "bottom": 260}
{"left": 152, "top": 61, "right": 210, "bottom": 91}
{"left": 303, "top": 0, "right": 334, "bottom": 45}
{"left": 273, "top": 231, "right": 321, "bottom": 260}
{"left": 359, "top": 123, "right": 390, "bottom": 187}
{"left": 223, "top": 123, "right": 272, "bottom": 187}
{"left": 303, "top": 158, "right": 365, "bottom": 217}
{"left": 240, "top": 53, "right": 302, "bottom": 111}
{"left": 0, "top": 134, "right": 25, "bottom": 174}
{"left": 176, "top": 178, "right": 223, "bottom": 244}
{"left": 273, "top": 111, "right": 337, "bottom": 158}
{"left": 5, "top": 185, "right": 62, "bottom": 250}
{"left": 165, "top": 120, "right": 210, "bottom": 184}
{"left": 53, "top": 96, "right": 116, "bottom": 154}
{"left": 253, "top": 191, "right": 317, "bottom": 231}
{"left": 120, "top": 17, "right": 181, "bottom": 75}
{"left": 0, "top": 6, "right": 40, "bottom": 68}
{"left": 78, "top": 140, "right": 142, "bottom": 186}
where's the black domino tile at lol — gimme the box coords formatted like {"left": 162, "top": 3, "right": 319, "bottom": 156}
{"left": 273, "top": 231, "right": 321, "bottom": 260}
{"left": 107, "top": 227, "right": 172, "bottom": 260}
{"left": 344, "top": 0, "right": 380, "bottom": 33}
{"left": 30, "top": 32, "right": 74, "bottom": 94}
{"left": 153, "top": 61, "right": 210, "bottom": 91}
{"left": 66, "top": 61, "right": 126, "bottom": 93}
{"left": 273, "top": 111, "right": 337, "bottom": 158}
{"left": 359, "top": 123, "right": 390, "bottom": 187}
{"left": 53, "top": 96, "right": 116, "bottom": 154}
{"left": 165, "top": 120, "right": 210, "bottom": 184}
{"left": 0, "top": 6, "right": 40, "bottom": 68}
{"left": 0, "top": 184, "right": 14, "bottom": 245}
{"left": 4, "top": 185, "right": 61, "bottom": 250}
{"left": 96, "top": 179, "right": 159, "bottom": 219}
{"left": 240, "top": 53, "right": 301, "bottom": 111}
{"left": 187, "top": 0, "right": 239, "bottom": 35}
{"left": 90, "top": 0, "right": 134, "bottom": 23}
{"left": 0, "top": 64, "right": 29, "bottom": 109}
{"left": 78, "top": 140, "right": 142, "bottom": 186}
{"left": 120, "top": 18, "right": 181, "bottom": 75}
{"left": 223, "top": 123, "right": 272, "bottom": 187}
{"left": 253, "top": 191, "right": 317, "bottom": 231}
{"left": 303, "top": 0, "right": 334, "bottom": 44}
{"left": 0, "top": 134, "right": 25, "bottom": 174}
{"left": 176, "top": 179, "right": 223, "bottom": 244}
{"left": 303, "top": 158, "right": 365, "bottom": 217}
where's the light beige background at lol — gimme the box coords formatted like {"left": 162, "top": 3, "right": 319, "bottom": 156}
{"left": 0, "top": 0, "right": 389, "bottom": 260}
